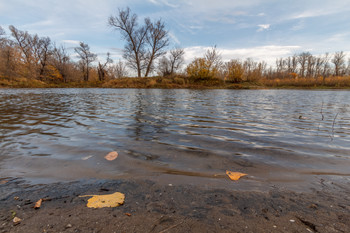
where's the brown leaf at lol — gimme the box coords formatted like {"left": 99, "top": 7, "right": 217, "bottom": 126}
{"left": 0, "top": 180, "right": 8, "bottom": 184}
{"left": 34, "top": 199, "right": 43, "bottom": 209}
{"left": 226, "top": 170, "right": 247, "bottom": 181}
{"left": 125, "top": 213, "right": 132, "bottom": 217}
{"left": 104, "top": 151, "right": 119, "bottom": 161}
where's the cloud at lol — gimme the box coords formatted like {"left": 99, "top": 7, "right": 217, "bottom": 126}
{"left": 184, "top": 45, "right": 302, "bottom": 66}
{"left": 62, "top": 40, "right": 80, "bottom": 45}
{"left": 148, "top": 0, "right": 178, "bottom": 8}
{"left": 257, "top": 24, "right": 270, "bottom": 32}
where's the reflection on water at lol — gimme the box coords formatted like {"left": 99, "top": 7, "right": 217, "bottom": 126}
{"left": 0, "top": 88, "right": 350, "bottom": 187}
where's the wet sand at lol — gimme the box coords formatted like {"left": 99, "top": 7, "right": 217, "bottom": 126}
{"left": 1, "top": 176, "right": 349, "bottom": 233}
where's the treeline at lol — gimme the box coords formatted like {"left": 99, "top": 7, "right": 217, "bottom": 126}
{"left": 1, "top": 7, "right": 350, "bottom": 89}
{"left": 0, "top": 25, "right": 130, "bottom": 86}
{"left": 185, "top": 47, "right": 350, "bottom": 85}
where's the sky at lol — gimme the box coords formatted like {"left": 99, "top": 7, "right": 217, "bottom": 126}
{"left": 1, "top": 0, "right": 350, "bottom": 66}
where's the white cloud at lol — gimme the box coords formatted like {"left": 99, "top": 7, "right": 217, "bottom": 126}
{"left": 257, "top": 24, "right": 270, "bottom": 32}
{"left": 62, "top": 40, "right": 80, "bottom": 45}
{"left": 148, "top": 0, "right": 178, "bottom": 8}
{"left": 184, "top": 45, "right": 302, "bottom": 66}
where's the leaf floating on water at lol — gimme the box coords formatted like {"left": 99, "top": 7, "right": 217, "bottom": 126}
{"left": 104, "top": 151, "right": 119, "bottom": 161}
{"left": 226, "top": 170, "right": 247, "bottom": 181}
{"left": 34, "top": 199, "right": 43, "bottom": 209}
{"left": 79, "top": 192, "right": 125, "bottom": 208}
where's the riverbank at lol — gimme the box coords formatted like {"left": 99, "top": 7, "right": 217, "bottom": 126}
{"left": 1, "top": 76, "right": 350, "bottom": 89}
{"left": 1, "top": 177, "right": 349, "bottom": 233}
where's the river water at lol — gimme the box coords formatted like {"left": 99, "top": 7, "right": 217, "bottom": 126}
{"left": 1, "top": 88, "right": 350, "bottom": 190}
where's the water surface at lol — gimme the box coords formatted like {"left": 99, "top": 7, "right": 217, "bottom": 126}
{"left": 1, "top": 88, "right": 349, "bottom": 190}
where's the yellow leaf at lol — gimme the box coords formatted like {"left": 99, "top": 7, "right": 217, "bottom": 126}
{"left": 104, "top": 151, "right": 118, "bottom": 161}
{"left": 79, "top": 192, "right": 125, "bottom": 208}
{"left": 226, "top": 170, "right": 247, "bottom": 181}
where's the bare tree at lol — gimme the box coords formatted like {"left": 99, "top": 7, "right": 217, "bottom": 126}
{"left": 97, "top": 52, "right": 113, "bottom": 81}
{"left": 37, "top": 37, "right": 52, "bottom": 80}
{"left": 306, "top": 54, "right": 316, "bottom": 78}
{"left": 108, "top": 7, "right": 149, "bottom": 77}
{"left": 108, "top": 7, "right": 169, "bottom": 77}
{"left": 144, "top": 18, "right": 169, "bottom": 77}
{"left": 298, "top": 52, "right": 311, "bottom": 78}
{"left": 74, "top": 42, "right": 97, "bottom": 81}
{"left": 322, "top": 53, "right": 331, "bottom": 78}
{"left": 158, "top": 48, "right": 185, "bottom": 76}
{"left": 332, "top": 51, "right": 346, "bottom": 76}
{"left": 314, "top": 56, "right": 324, "bottom": 78}
{"left": 109, "top": 60, "right": 128, "bottom": 78}
{"left": 0, "top": 26, "right": 5, "bottom": 46}
{"left": 9, "top": 25, "right": 33, "bottom": 66}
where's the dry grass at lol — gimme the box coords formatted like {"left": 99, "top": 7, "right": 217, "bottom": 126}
{"left": 259, "top": 76, "right": 350, "bottom": 88}
{"left": 2, "top": 75, "right": 350, "bottom": 89}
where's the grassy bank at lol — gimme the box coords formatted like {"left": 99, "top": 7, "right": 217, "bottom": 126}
{"left": 1, "top": 76, "right": 350, "bottom": 89}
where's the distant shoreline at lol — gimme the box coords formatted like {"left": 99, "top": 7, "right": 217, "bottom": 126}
{"left": 1, "top": 76, "right": 350, "bottom": 89}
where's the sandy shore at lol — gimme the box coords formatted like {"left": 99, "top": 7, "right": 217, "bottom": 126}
{"left": 1, "top": 177, "right": 349, "bottom": 233}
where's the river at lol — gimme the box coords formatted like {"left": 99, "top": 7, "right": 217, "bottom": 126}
{"left": 1, "top": 88, "right": 349, "bottom": 190}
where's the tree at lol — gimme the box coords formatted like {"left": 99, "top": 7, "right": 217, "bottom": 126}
{"left": 0, "top": 26, "right": 5, "bottom": 46}
{"left": 74, "top": 42, "right": 97, "bottom": 81}
{"left": 97, "top": 52, "right": 113, "bottom": 81}
{"left": 224, "top": 59, "right": 244, "bottom": 83}
{"left": 158, "top": 48, "right": 185, "bottom": 76}
{"left": 186, "top": 47, "right": 222, "bottom": 80}
{"left": 52, "top": 45, "right": 70, "bottom": 82}
{"left": 109, "top": 60, "right": 128, "bottom": 78}
{"left": 332, "top": 51, "right": 346, "bottom": 76}
{"left": 37, "top": 36, "right": 52, "bottom": 80}
{"left": 298, "top": 52, "right": 311, "bottom": 78}
{"left": 205, "top": 46, "right": 222, "bottom": 75}
{"left": 108, "top": 7, "right": 169, "bottom": 77}
{"left": 144, "top": 18, "right": 169, "bottom": 77}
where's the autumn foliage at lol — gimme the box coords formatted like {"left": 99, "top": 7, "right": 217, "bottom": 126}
{"left": 1, "top": 24, "right": 350, "bottom": 89}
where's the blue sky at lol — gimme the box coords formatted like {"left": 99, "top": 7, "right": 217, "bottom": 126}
{"left": 1, "top": 0, "right": 350, "bottom": 65}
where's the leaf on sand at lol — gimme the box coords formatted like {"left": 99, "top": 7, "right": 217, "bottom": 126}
{"left": 79, "top": 192, "right": 125, "bottom": 208}
{"left": 104, "top": 151, "right": 118, "bottom": 161}
{"left": 34, "top": 199, "right": 43, "bottom": 209}
{"left": 13, "top": 217, "right": 22, "bottom": 224}
{"left": 226, "top": 170, "right": 247, "bottom": 181}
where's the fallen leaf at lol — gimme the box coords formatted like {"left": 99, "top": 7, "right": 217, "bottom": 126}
{"left": 11, "top": 210, "right": 16, "bottom": 218}
{"left": 79, "top": 192, "right": 125, "bottom": 208}
{"left": 125, "top": 213, "right": 132, "bottom": 217}
{"left": 0, "top": 180, "right": 8, "bottom": 184}
{"left": 34, "top": 199, "right": 42, "bottom": 209}
{"left": 104, "top": 151, "right": 118, "bottom": 161}
{"left": 13, "top": 217, "right": 21, "bottom": 224}
{"left": 226, "top": 170, "right": 247, "bottom": 181}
